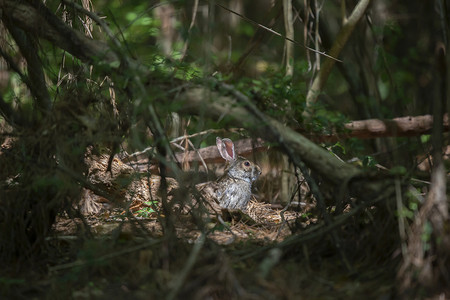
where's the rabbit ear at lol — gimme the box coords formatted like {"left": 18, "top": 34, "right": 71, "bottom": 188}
{"left": 216, "top": 137, "right": 236, "bottom": 161}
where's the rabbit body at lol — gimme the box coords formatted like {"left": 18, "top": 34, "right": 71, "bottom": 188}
{"left": 204, "top": 138, "right": 261, "bottom": 210}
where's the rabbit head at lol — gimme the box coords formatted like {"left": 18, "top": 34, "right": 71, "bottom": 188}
{"left": 215, "top": 137, "right": 261, "bottom": 209}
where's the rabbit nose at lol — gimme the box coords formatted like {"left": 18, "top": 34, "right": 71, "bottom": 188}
{"left": 253, "top": 166, "right": 262, "bottom": 180}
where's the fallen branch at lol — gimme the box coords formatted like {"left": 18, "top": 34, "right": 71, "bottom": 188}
{"left": 176, "top": 87, "right": 362, "bottom": 186}
{"left": 239, "top": 181, "right": 396, "bottom": 260}
{"left": 123, "top": 113, "right": 449, "bottom": 171}
{"left": 123, "top": 138, "right": 266, "bottom": 172}
{"left": 0, "top": 1, "right": 389, "bottom": 193}
{"left": 311, "top": 113, "right": 450, "bottom": 143}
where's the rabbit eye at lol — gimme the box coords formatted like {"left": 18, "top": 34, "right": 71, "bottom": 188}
{"left": 244, "top": 161, "right": 250, "bottom": 167}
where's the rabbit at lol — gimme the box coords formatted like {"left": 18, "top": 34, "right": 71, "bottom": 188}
{"left": 200, "top": 137, "right": 261, "bottom": 210}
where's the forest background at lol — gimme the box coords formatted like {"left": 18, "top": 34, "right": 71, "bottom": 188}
{"left": 0, "top": 0, "right": 449, "bottom": 299}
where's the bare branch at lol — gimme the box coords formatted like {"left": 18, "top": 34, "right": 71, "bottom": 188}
{"left": 3, "top": 25, "right": 51, "bottom": 111}
{"left": 318, "top": 114, "right": 450, "bottom": 142}
{"left": 283, "top": 0, "right": 294, "bottom": 76}
{"left": 216, "top": 2, "right": 341, "bottom": 62}
{"left": 303, "top": 0, "right": 371, "bottom": 118}
{"left": 176, "top": 86, "right": 361, "bottom": 185}
{"left": 0, "top": 0, "right": 119, "bottom": 65}
{"left": 123, "top": 113, "right": 449, "bottom": 173}
{"left": 0, "top": 93, "right": 24, "bottom": 126}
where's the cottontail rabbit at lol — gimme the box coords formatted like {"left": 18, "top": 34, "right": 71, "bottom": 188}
{"left": 201, "top": 137, "right": 261, "bottom": 210}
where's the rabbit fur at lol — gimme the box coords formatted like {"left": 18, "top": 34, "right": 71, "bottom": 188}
{"left": 202, "top": 137, "right": 261, "bottom": 210}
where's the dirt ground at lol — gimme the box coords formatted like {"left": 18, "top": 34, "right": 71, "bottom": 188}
{"left": 40, "top": 198, "right": 400, "bottom": 300}
{"left": 1, "top": 152, "right": 400, "bottom": 299}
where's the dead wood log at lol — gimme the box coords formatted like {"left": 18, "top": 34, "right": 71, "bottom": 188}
{"left": 175, "top": 87, "right": 363, "bottom": 187}
{"left": 338, "top": 114, "right": 449, "bottom": 140}
{"left": 303, "top": 114, "right": 449, "bottom": 143}
{"left": 126, "top": 88, "right": 439, "bottom": 194}
{"left": 0, "top": 0, "right": 385, "bottom": 194}
{"left": 122, "top": 138, "right": 266, "bottom": 172}
{"left": 123, "top": 113, "right": 449, "bottom": 174}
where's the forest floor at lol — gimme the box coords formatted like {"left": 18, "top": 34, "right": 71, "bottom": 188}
{"left": 28, "top": 201, "right": 399, "bottom": 300}
{"left": 1, "top": 143, "right": 399, "bottom": 299}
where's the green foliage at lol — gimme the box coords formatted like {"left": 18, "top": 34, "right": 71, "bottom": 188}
{"left": 361, "top": 155, "right": 378, "bottom": 168}
{"left": 211, "top": 221, "right": 229, "bottom": 232}
{"left": 389, "top": 166, "right": 408, "bottom": 176}
{"left": 312, "top": 107, "right": 348, "bottom": 133}
{"left": 0, "top": 277, "right": 25, "bottom": 285}
{"left": 372, "top": 20, "right": 426, "bottom": 118}
{"left": 235, "top": 68, "right": 308, "bottom": 125}
{"left": 135, "top": 201, "right": 159, "bottom": 218}
{"left": 421, "top": 221, "right": 433, "bottom": 251}
{"left": 420, "top": 134, "right": 431, "bottom": 144}
{"left": 0, "top": 276, "right": 26, "bottom": 298}
{"left": 330, "top": 141, "right": 346, "bottom": 155}
{"left": 237, "top": 23, "right": 255, "bottom": 37}
{"left": 397, "top": 190, "right": 421, "bottom": 220}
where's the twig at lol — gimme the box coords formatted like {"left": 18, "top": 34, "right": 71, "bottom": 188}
{"left": 4, "top": 25, "right": 51, "bottom": 111}
{"left": 303, "top": 0, "right": 371, "bottom": 118}
{"left": 314, "top": 0, "right": 324, "bottom": 70}
{"left": 180, "top": 0, "right": 199, "bottom": 60}
{"left": 217, "top": 215, "right": 237, "bottom": 245}
{"left": 283, "top": 0, "right": 294, "bottom": 76}
{"left": 62, "top": 0, "right": 121, "bottom": 50}
{"left": 49, "top": 239, "right": 162, "bottom": 272}
{"left": 170, "top": 128, "right": 244, "bottom": 144}
{"left": 274, "top": 180, "right": 301, "bottom": 241}
{"left": 0, "top": 91, "right": 25, "bottom": 126}
{"left": 216, "top": 3, "right": 341, "bottom": 62}
{"left": 187, "top": 139, "right": 208, "bottom": 172}
{"left": 0, "top": 46, "right": 28, "bottom": 86}
{"left": 167, "top": 233, "right": 206, "bottom": 300}
{"left": 395, "top": 178, "right": 408, "bottom": 259}
{"left": 239, "top": 182, "right": 395, "bottom": 260}
{"left": 215, "top": 79, "right": 353, "bottom": 271}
